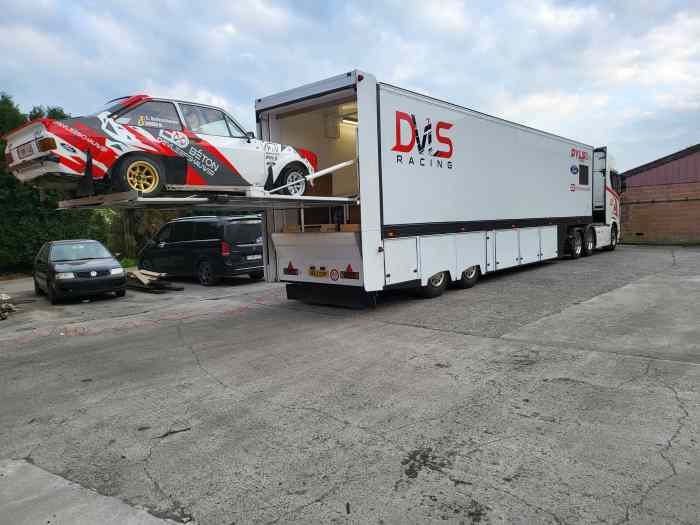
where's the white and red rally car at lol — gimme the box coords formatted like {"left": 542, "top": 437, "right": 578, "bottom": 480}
{"left": 3, "top": 95, "right": 317, "bottom": 197}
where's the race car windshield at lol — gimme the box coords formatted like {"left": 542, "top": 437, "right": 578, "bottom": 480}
{"left": 50, "top": 242, "right": 113, "bottom": 262}
{"left": 90, "top": 97, "right": 130, "bottom": 116}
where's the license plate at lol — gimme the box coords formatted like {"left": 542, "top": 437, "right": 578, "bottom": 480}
{"left": 309, "top": 269, "right": 328, "bottom": 278}
{"left": 246, "top": 254, "right": 262, "bottom": 261}
{"left": 16, "top": 142, "right": 35, "bottom": 160}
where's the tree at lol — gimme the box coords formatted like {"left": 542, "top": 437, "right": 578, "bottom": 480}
{"left": 0, "top": 93, "right": 111, "bottom": 273}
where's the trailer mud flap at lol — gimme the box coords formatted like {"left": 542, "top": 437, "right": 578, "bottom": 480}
{"left": 286, "top": 283, "right": 375, "bottom": 308}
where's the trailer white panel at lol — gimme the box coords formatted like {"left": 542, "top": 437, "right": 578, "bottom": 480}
{"left": 377, "top": 84, "right": 593, "bottom": 227}
{"left": 519, "top": 227, "right": 541, "bottom": 265}
{"left": 495, "top": 230, "right": 520, "bottom": 270}
{"left": 419, "top": 235, "right": 457, "bottom": 285}
{"left": 456, "top": 232, "right": 487, "bottom": 276}
{"left": 384, "top": 238, "right": 418, "bottom": 285}
{"left": 540, "top": 226, "right": 559, "bottom": 260}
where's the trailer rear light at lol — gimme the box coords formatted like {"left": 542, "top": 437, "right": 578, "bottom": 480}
{"left": 37, "top": 137, "right": 57, "bottom": 152}
{"left": 221, "top": 240, "right": 231, "bottom": 257}
{"left": 341, "top": 264, "right": 359, "bottom": 280}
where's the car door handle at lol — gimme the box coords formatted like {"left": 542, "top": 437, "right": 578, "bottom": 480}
{"left": 158, "top": 242, "right": 166, "bottom": 248}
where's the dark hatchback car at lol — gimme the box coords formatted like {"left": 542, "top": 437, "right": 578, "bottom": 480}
{"left": 139, "top": 215, "right": 264, "bottom": 286}
{"left": 34, "top": 240, "right": 127, "bottom": 304}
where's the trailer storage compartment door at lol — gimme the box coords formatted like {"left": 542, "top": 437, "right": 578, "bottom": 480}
{"left": 519, "top": 227, "right": 541, "bottom": 265}
{"left": 384, "top": 238, "right": 418, "bottom": 285}
{"left": 540, "top": 226, "right": 558, "bottom": 260}
{"left": 495, "top": 230, "right": 519, "bottom": 270}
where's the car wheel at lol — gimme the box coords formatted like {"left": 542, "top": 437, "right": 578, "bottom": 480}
{"left": 454, "top": 265, "right": 480, "bottom": 289}
{"left": 249, "top": 270, "right": 264, "bottom": 280}
{"left": 279, "top": 164, "right": 307, "bottom": 197}
{"left": 118, "top": 155, "right": 165, "bottom": 197}
{"left": 197, "top": 260, "right": 220, "bottom": 286}
{"left": 604, "top": 224, "right": 618, "bottom": 251}
{"left": 139, "top": 258, "right": 154, "bottom": 271}
{"left": 47, "top": 283, "right": 59, "bottom": 305}
{"left": 34, "top": 278, "right": 44, "bottom": 296}
{"left": 418, "top": 271, "right": 448, "bottom": 298}
{"left": 569, "top": 230, "right": 583, "bottom": 259}
{"left": 115, "top": 289, "right": 126, "bottom": 298}
{"left": 582, "top": 228, "right": 595, "bottom": 256}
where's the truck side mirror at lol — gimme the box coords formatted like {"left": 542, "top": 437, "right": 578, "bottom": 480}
{"left": 246, "top": 131, "right": 255, "bottom": 143}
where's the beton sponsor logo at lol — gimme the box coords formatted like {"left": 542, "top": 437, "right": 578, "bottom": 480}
{"left": 158, "top": 130, "right": 220, "bottom": 177}
{"left": 391, "top": 111, "right": 454, "bottom": 170}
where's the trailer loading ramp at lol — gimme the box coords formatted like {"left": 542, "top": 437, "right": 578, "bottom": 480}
{"left": 58, "top": 190, "right": 358, "bottom": 211}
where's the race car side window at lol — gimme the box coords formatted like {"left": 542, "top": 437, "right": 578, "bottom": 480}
{"left": 180, "top": 104, "right": 233, "bottom": 138}
{"left": 116, "top": 101, "right": 182, "bottom": 131}
{"left": 225, "top": 116, "right": 247, "bottom": 138}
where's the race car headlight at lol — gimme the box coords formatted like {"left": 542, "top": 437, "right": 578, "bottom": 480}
{"left": 110, "top": 267, "right": 124, "bottom": 275}
{"left": 56, "top": 272, "right": 75, "bottom": 279}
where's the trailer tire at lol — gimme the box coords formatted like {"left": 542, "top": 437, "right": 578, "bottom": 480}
{"left": 117, "top": 154, "right": 165, "bottom": 197}
{"left": 582, "top": 228, "right": 595, "bottom": 256}
{"left": 454, "top": 266, "right": 480, "bottom": 289}
{"left": 419, "top": 271, "right": 448, "bottom": 298}
{"left": 569, "top": 230, "right": 583, "bottom": 259}
{"left": 279, "top": 163, "right": 307, "bottom": 197}
{"left": 604, "top": 224, "right": 618, "bottom": 251}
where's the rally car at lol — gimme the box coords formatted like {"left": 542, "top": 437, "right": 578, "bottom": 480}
{"left": 3, "top": 95, "right": 317, "bottom": 197}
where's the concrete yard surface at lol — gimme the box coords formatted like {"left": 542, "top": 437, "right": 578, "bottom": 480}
{"left": 0, "top": 245, "right": 699, "bottom": 524}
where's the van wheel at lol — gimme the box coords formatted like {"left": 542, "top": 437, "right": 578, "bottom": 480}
{"left": 279, "top": 164, "right": 307, "bottom": 197}
{"left": 249, "top": 270, "right": 264, "bottom": 280}
{"left": 197, "top": 260, "right": 220, "bottom": 286}
{"left": 34, "top": 278, "right": 45, "bottom": 296}
{"left": 118, "top": 155, "right": 165, "bottom": 197}
{"left": 569, "top": 230, "right": 583, "bottom": 259}
{"left": 454, "top": 266, "right": 480, "bottom": 289}
{"left": 604, "top": 224, "right": 618, "bottom": 251}
{"left": 582, "top": 228, "right": 595, "bottom": 256}
{"left": 115, "top": 289, "right": 126, "bottom": 298}
{"left": 419, "top": 271, "right": 448, "bottom": 298}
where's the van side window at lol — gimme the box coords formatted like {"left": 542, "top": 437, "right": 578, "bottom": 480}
{"left": 194, "top": 222, "right": 220, "bottom": 240}
{"left": 578, "top": 165, "right": 589, "bottom": 186}
{"left": 171, "top": 222, "right": 194, "bottom": 242}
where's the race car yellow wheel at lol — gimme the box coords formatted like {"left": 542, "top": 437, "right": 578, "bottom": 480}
{"left": 126, "top": 160, "right": 159, "bottom": 193}
{"left": 117, "top": 154, "right": 165, "bottom": 197}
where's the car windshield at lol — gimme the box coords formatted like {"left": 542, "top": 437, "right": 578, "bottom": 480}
{"left": 50, "top": 242, "right": 113, "bottom": 262}
{"left": 89, "top": 97, "right": 130, "bottom": 116}
{"left": 225, "top": 221, "right": 262, "bottom": 244}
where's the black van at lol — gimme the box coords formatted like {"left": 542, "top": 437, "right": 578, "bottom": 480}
{"left": 139, "top": 215, "right": 264, "bottom": 285}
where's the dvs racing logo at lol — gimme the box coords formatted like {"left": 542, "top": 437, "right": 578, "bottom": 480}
{"left": 391, "top": 111, "right": 454, "bottom": 169}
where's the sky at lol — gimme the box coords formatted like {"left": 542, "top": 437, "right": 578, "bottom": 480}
{"left": 1, "top": 0, "right": 698, "bottom": 171}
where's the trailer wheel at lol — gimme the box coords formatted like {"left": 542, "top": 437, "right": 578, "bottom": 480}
{"left": 118, "top": 154, "right": 165, "bottom": 197}
{"left": 604, "top": 224, "right": 618, "bottom": 251}
{"left": 419, "top": 271, "right": 448, "bottom": 298}
{"left": 454, "top": 266, "right": 480, "bottom": 289}
{"left": 569, "top": 230, "right": 583, "bottom": 259}
{"left": 279, "top": 164, "right": 307, "bottom": 197}
{"left": 582, "top": 228, "right": 595, "bottom": 256}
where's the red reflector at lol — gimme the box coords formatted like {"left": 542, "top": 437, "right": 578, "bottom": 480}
{"left": 221, "top": 240, "right": 231, "bottom": 257}
{"left": 283, "top": 261, "right": 299, "bottom": 275}
{"left": 341, "top": 264, "right": 359, "bottom": 280}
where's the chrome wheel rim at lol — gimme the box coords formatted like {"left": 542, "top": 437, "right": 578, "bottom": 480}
{"left": 286, "top": 172, "right": 306, "bottom": 196}
{"left": 199, "top": 262, "right": 212, "bottom": 284}
{"left": 464, "top": 266, "right": 477, "bottom": 279}
{"left": 574, "top": 236, "right": 582, "bottom": 255}
{"left": 429, "top": 272, "right": 445, "bottom": 288}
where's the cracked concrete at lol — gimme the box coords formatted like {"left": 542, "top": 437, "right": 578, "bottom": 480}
{"left": 1, "top": 246, "right": 699, "bottom": 524}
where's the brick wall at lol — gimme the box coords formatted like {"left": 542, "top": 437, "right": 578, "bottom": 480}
{"left": 621, "top": 181, "right": 700, "bottom": 244}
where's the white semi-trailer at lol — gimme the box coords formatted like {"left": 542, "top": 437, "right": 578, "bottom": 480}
{"left": 254, "top": 71, "right": 622, "bottom": 305}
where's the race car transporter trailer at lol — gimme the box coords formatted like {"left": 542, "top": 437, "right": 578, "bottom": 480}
{"left": 60, "top": 70, "right": 623, "bottom": 306}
